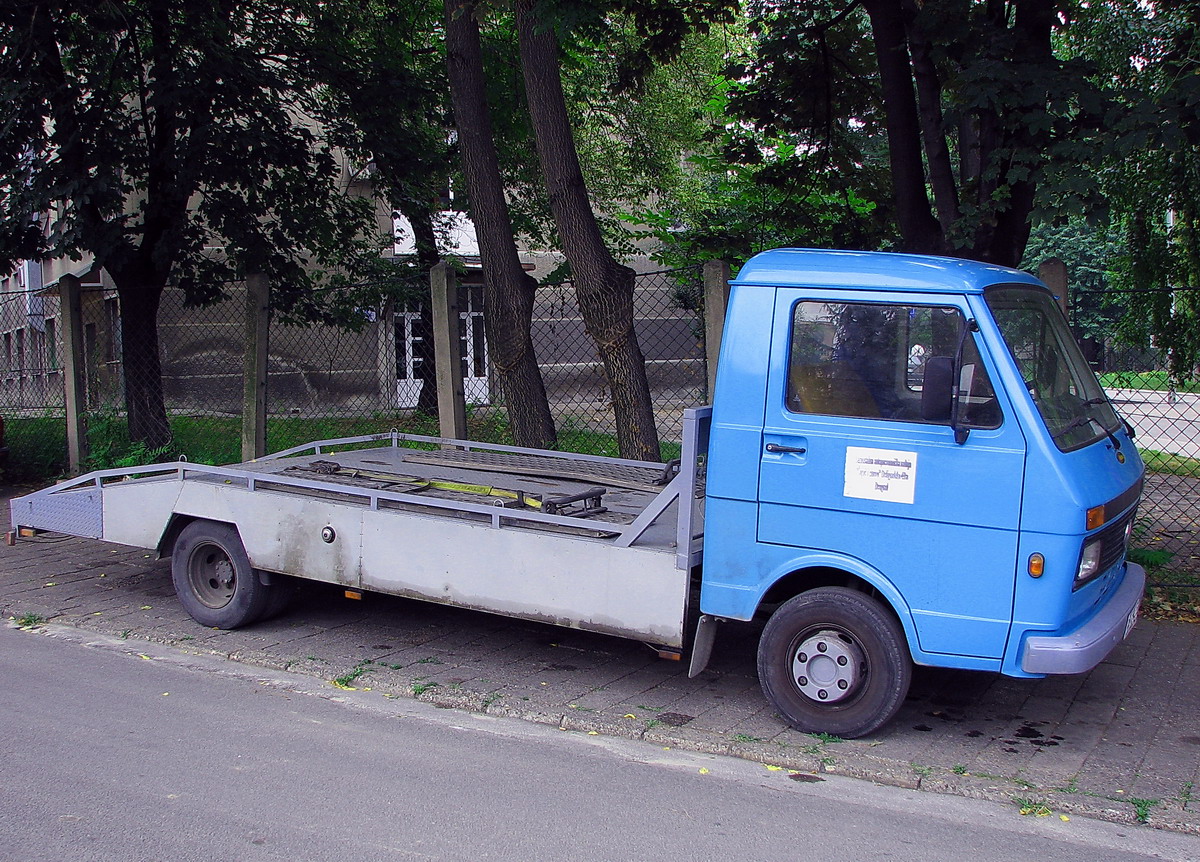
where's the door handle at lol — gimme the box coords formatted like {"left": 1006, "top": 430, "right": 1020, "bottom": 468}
{"left": 765, "top": 443, "right": 807, "bottom": 454}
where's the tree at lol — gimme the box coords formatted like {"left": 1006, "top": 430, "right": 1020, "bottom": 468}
{"left": 0, "top": 0, "right": 393, "bottom": 448}
{"left": 731, "top": 0, "right": 1113, "bottom": 267}
{"left": 631, "top": 34, "right": 886, "bottom": 268}
{"left": 517, "top": 0, "right": 661, "bottom": 460}
{"left": 511, "top": 0, "right": 736, "bottom": 458}
{"left": 445, "top": 0, "right": 558, "bottom": 448}
{"left": 1085, "top": 2, "right": 1200, "bottom": 378}
{"left": 305, "top": 0, "right": 459, "bottom": 415}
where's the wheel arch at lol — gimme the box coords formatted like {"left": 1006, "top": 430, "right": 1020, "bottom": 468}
{"left": 754, "top": 553, "right": 918, "bottom": 656}
{"left": 158, "top": 514, "right": 244, "bottom": 560}
{"left": 158, "top": 513, "right": 201, "bottom": 558}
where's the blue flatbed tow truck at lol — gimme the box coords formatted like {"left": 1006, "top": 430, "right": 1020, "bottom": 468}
{"left": 10, "top": 249, "right": 1144, "bottom": 737}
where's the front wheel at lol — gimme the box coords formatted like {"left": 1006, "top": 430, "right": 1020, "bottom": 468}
{"left": 757, "top": 587, "right": 911, "bottom": 738}
{"left": 171, "top": 521, "right": 273, "bottom": 629}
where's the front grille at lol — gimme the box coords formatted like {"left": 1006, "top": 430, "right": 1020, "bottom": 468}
{"left": 1097, "top": 510, "right": 1135, "bottom": 574}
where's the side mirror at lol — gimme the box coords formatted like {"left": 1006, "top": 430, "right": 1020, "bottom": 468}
{"left": 921, "top": 356, "right": 954, "bottom": 422}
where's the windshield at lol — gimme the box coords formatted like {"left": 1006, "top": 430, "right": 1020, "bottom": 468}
{"left": 986, "top": 285, "right": 1120, "bottom": 452}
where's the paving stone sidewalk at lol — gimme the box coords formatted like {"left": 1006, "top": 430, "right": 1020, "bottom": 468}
{"left": 3, "top": 486, "right": 1199, "bottom": 834}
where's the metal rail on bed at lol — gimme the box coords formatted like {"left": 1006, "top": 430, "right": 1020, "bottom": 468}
{"left": 11, "top": 408, "right": 710, "bottom": 570}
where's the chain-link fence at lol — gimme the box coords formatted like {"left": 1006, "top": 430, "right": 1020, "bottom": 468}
{"left": 0, "top": 277, "right": 69, "bottom": 481}
{"left": 525, "top": 267, "right": 707, "bottom": 456}
{"left": 0, "top": 266, "right": 709, "bottom": 482}
{"left": 1082, "top": 335, "right": 1200, "bottom": 589}
{"left": 2, "top": 283, "right": 257, "bottom": 479}
{"left": 7, "top": 268, "right": 1193, "bottom": 598}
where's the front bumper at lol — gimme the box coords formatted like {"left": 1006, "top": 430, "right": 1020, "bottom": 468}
{"left": 1020, "top": 563, "right": 1146, "bottom": 675}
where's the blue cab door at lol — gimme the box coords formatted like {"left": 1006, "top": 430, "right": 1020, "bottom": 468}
{"left": 756, "top": 290, "right": 1027, "bottom": 662}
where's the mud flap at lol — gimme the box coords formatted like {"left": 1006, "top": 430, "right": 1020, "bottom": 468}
{"left": 688, "top": 614, "right": 720, "bottom": 678}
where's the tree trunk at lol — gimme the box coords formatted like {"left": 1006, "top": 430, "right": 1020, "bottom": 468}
{"left": 903, "top": 1, "right": 959, "bottom": 233}
{"left": 444, "top": 0, "right": 556, "bottom": 449}
{"left": 983, "top": 0, "right": 1054, "bottom": 268}
{"left": 515, "top": 0, "right": 660, "bottom": 461}
{"left": 861, "top": 0, "right": 946, "bottom": 256}
{"left": 116, "top": 283, "right": 172, "bottom": 450}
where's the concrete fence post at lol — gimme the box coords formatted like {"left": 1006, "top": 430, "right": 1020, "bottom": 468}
{"left": 703, "top": 260, "right": 731, "bottom": 403}
{"left": 430, "top": 262, "right": 467, "bottom": 441}
{"left": 58, "top": 273, "right": 88, "bottom": 474}
{"left": 1039, "top": 258, "right": 1069, "bottom": 319}
{"left": 241, "top": 273, "right": 269, "bottom": 462}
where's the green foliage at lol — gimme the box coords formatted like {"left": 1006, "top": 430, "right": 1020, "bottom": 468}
{"left": 1080, "top": 3, "right": 1200, "bottom": 375}
{"left": 84, "top": 414, "right": 174, "bottom": 472}
{"left": 1021, "top": 217, "right": 1124, "bottom": 343}
{"left": 468, "top": 7, "right": 744, "bottom": 270}
{"left": 0, "top": 1, "right": 398, "bottom": 300}
{"left": 625, "top": 34, "right": 885, "bottom": 269}
{"left": 565, "top": 23, "right": 737, "bottom": 237}
{"left": 631, "top": 152, "right": 881, "bottom": 270}
{"left": 1127, "top": 547, "right": 1174, "bottom": 570}
{"left": 724, "top": 1, "right": 1124, "bottom": 265}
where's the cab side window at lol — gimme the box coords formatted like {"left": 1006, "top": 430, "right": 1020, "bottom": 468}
{"left": 787, "top": 301, "right": 1001, "bottom": 428}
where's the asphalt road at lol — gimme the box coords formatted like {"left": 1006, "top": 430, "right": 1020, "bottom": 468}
{"left": 2, "top": 624, "right": 1196, "bottom": 862}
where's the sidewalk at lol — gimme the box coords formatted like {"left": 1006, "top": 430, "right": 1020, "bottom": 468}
{"left": 3, "top": 486, "right": 1198, "bottom": 834}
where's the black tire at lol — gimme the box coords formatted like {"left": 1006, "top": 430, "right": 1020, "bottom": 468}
{"left": 171, "top": 521, "right": 272, "bottom": 629}
{"left": 757, "top": 587, "right": 911, "bottom": 738}
{"left": 257, "top": 575, "right": 297, "bottom": 622}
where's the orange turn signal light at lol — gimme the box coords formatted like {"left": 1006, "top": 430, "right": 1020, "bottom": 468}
{"left": 1085, "top": 505, "right": 1106, "bottom": 530}
{"left": 1028, "top": 553, "right": 1045, "bottom": 578}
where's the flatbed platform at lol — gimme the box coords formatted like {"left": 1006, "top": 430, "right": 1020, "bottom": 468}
{"left": 9, "top": 410, "right": 711, "bottom": 647}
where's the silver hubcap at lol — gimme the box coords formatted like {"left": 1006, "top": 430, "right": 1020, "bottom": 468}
{"left": 792, "top": 630, "right": 865, "bottom": 703}
{"left": 189, "top": 545, "right": 236, "bottom": 609}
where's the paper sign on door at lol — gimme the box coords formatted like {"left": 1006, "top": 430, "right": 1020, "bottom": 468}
{"left": 844, "top": 447, "right": 918, "bottom": 504}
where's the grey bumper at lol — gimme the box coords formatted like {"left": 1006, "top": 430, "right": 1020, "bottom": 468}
{"left": 1021, "top": 563, "right": 1146, "bottom": 675}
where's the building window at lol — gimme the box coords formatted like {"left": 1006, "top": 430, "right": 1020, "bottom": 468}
{"left": 104, "top": 298, "right": 121, "bottom": 363}
{"left": 44, "top": 318, "right": 58, "bottom": 370}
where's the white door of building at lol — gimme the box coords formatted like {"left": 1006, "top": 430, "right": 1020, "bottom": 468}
{"left": 396, "top": 287, "right": 490, "bottom": 408}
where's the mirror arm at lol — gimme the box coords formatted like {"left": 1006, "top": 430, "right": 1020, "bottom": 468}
{"left": 949, "top": 319, "right": 979, "bottom": 446}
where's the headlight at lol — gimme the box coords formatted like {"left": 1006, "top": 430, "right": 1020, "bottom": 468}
{"left": 1076, "top": 538, "right": 1102, "bottom": 584}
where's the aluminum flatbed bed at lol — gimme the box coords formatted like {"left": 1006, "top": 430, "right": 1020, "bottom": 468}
{"left": 10, "top": 408, "right": 710, "bottom": 648}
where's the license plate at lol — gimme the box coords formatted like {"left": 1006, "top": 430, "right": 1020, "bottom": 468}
{"left": 1124, "top": 601, "right": 1140, "bottom": 640}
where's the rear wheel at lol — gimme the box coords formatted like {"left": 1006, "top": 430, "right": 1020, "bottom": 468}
{"left": 757, "top": 587, "right": 911, "bottom": 738}
{"left": 171, "top": 521, "right": 272, "bottom": 629}
{"left": 257, "top": 575, "right": 297, "bottom": 622}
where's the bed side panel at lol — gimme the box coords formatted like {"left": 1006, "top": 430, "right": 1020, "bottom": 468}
{"left": 360, "top": 510, "right": 687, "bottom": 646}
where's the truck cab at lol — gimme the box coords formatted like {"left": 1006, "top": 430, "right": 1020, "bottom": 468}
{"left": 702, "top": 249, "right": 1145, "bottom": 737}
